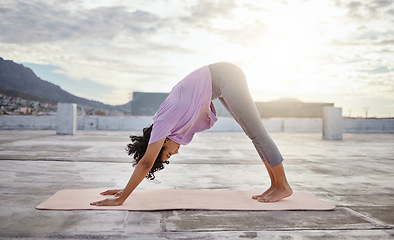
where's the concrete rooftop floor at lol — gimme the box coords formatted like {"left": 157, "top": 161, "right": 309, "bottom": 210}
{"left": 0, "top": 130, "right": 393, "bottom": 239}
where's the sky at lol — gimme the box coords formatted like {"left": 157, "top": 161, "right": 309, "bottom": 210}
{"left": 0, "top": 0, "right": 393, "bottom": 118}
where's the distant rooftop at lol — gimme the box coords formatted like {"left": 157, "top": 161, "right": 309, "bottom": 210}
{"left": 130, "top": 92, "right": 334, "bottom": 118}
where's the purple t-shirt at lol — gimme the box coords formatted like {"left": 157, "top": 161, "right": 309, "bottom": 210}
{"left": 148, "top": 65, "right": 218, "bottom": 145}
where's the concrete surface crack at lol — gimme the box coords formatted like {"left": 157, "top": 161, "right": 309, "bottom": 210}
{"left": 160, "top": 212, "right": 167, "bottom": 232}
{"left": 344, "top": 207, "right": 392, "bottom": 228}
{"left": 122, "top": 211, "right": 129, "bottom": 232}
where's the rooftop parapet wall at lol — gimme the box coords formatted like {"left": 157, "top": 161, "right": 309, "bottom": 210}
{"left": 1, "top": 115, "right": 393, "bottom": 133}
{"left": 343, "top": 118, "right": 394, "bottom": 133}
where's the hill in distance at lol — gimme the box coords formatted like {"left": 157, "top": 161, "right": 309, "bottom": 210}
{"left": 0, "top": 57, "right": 131, "bottom": 114}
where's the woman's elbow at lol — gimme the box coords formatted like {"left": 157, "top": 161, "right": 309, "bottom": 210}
{"left": 138, "top": 159, "right": 154, "bottom": 170}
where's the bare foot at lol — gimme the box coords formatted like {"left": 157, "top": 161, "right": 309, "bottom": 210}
{"left": 258, "top": 184, "right": 293, "bottom": 203}
{"left": 252, "top": 185, "right": 275, "bottom": 200}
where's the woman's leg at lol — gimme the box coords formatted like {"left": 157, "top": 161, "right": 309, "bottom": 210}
{"left": 252, "top": 161, "right": 276, "bottom": 199}
{"left": 209, "top": 62, "right": 292, "bottom": 202}
{"left": 252, "top": 161, "right": 293, "bottom": 202}
{"left": 261, "top": 162, "right": 293, "bottom": 202}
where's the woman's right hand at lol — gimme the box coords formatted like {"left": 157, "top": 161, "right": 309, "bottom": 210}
{"left": 100, "top": 189, "right": 123, "bottom": 197}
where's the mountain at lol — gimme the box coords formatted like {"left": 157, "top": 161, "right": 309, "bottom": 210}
{"left": 0, "top": 57, "right": 130, "bottom": 114}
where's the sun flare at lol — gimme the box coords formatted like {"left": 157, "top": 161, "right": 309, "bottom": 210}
{"left": 224, "top": 1, "right": 347, "bottom": 102}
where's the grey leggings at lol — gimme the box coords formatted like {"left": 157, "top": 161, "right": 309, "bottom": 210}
{"left": 209, "top": 62, "right": 283, "bottom": 167}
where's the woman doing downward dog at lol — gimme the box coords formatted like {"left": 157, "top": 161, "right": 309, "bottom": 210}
{"left": 91, "top": 62, "right": 293, "bottom": 206}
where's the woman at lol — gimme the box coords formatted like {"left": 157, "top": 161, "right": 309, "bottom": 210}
{"left": 90, "top": 62, "right": 292, "bottom": 206}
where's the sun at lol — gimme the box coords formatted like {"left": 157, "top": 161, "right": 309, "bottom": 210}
{"left": 232, "top": 0, "right": 345, "bottom": 101}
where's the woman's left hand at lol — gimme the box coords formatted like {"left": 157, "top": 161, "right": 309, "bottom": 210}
{"left": 90, "top": 197, "right": 123, "bottom": 206}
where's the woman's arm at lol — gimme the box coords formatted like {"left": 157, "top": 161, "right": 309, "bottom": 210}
{"left": 90, "top": 138, "right": 165, "bottom": 206}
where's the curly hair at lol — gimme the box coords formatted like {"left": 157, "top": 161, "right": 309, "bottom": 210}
{"left": 126, "top": 124, "right": 169, "bottom": 180}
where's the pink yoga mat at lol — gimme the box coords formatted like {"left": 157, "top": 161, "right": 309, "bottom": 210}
{"left": 36, "top": 189, "right": 335, "bottom": 211}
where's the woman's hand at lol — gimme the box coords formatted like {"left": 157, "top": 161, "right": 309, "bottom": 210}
{"left": 91, "top": 139, "right": 166, "bottom": 207}
{"left": 90, "top": 197, "right": 123, "bottom": 206}
{"left": 100, "top": 189, "right": 123, "bottom": 197}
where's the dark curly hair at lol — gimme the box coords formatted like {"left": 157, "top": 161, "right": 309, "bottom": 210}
{"left": 126, "top": 124, "right": 169, "bottom": 180}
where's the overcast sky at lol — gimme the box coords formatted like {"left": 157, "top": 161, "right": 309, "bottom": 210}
{"left": 1, "top": 0, "right": 393, "bottom": 117}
